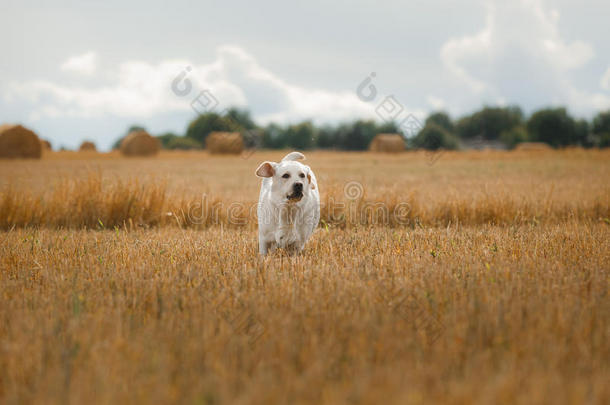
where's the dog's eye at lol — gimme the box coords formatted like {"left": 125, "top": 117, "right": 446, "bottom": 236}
{"left": 282, "top": 173, "right": 290, "bottom": 179}
{"left": 299, "top": 173, "right": 305, "bottom": 178}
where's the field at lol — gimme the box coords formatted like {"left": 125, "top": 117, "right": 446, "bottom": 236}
{"left": 1, "top": 149, "right": 609, "bottom": 404}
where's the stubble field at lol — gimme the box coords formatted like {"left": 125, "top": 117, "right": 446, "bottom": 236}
{"left": 1, "top": 149, "right": 609, "bottom": 404}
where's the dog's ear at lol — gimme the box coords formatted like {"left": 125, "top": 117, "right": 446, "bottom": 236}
{"left": 281, "top": 151, "right": 305, "bottom": 162}
{"left": 307, "top": 172, "right": 315, "bottom": 190}
{"left": 255, "top": 161, "right": 276, "bottom": 177}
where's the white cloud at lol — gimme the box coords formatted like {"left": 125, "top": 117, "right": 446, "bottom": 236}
{"left": 601, "top": 67, "right": 610, "bottom": 91}
{"left": 60, "top": 51, "right": 98, "bottom": 76}
{"left": 439, "top": 0, "right": 608, "bottom": 113}
{"left": 426, "top": 95, "right": 446, "bottom": 110}
{"left": 440, "top": 12, "right": 492, "bottom": 94}
{"left": 8, "top": 46, "right": 374, "bottom": 124}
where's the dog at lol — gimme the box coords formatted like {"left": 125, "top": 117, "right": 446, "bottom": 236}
{"left": 255, "top": 151, "right": 320, "bottom": 255}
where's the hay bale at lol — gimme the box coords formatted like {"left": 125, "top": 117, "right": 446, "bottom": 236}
{"left": 41, "top": 139, "right": 52, "bottom": 150}
{"left": 206, "top": 132, "right": 244, "bottom": 155}
{"left": 120, "top": 130, "right": 160, "bottom": 157}
{"left": 79, "top": 141, "right": 97, "bottom": 151}
{"left": 0, "top": 124, "right": 42, "bottom": 159}
{"left": 369, "top": 133, "right": 405, "bottom": 153}
{"left": 515, "top": 142, "right": 552, "bottom": 151}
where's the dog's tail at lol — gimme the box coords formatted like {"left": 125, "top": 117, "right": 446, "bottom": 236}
{"left": 281, "top": 151, "right": 305, "bottom": 162}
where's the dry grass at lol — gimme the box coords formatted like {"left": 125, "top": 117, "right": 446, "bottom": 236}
{"left": 1, "top": 224, "right": 608, "bottom": 404}
{"left": 0, "top": 149, "right": 609, "bottom": 404}
{"left": 1, "top": 150, "right": 608, "bottom": 229}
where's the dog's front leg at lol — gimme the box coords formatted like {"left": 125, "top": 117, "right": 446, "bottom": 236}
{"left": 274, "top": 227, "right": 291, "bottom": 248}
{"left": 275, "top": 204, "right": 297, "bottom": 249}
{"left": 293, "top": 233, "right": 307, "bottom": 254}
{"left": 259, "top": 238, "right": 268, "bottom": 255}
{"left": 258, "top": 221, "right": 276, "bottom": 255}
{"left": 260, "top": 240, "right": 277, "bottom": 255}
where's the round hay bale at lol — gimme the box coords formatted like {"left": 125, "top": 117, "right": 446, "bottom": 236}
{"left": 79, "top": 141, "right": 97, "bottom": 151}
{"left": 206, "top": 132, "right": 244, "bottom": 155}
{"left": 41, "top": 139, "right": 52, "bottom": 150}
{"left": 515, "top": 142, "right": 552, "bottom": 151}
{"left": 0, "top": 124, "right": 42, "bottom": 159}
{"left": 369, "top": 133, "right": 405, "bottom": 153}
{"left": 120, "top": 130, "right": 160, "bottom": 157}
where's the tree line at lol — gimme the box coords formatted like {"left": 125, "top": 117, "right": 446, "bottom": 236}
{"left": 120, "top": 106, "right": 610, "bottom": 151}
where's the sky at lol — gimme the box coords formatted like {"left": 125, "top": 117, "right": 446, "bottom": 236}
{"left": 1, "top": 0, "right": 610, "bottom": 150}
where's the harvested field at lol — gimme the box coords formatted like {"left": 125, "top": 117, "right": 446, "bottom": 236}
{"left": 0, "top": 149, "right": 608, "bottom": 404}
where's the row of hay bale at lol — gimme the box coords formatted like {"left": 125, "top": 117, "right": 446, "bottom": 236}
{"left": 117, "top": 130, "right": 247, "bottom": 155}
{"left": 1, "top": 124, "right": 554, "bottom": 158}
{"left": 118, "top": 131, "right": 244, "bottom": 155}
{"left": 0, "top": 124, "right": 101, "bottom": 158}
{"left": 44, "top": 140, "right": 98, "bottom": 152}
{"left": 118, "top": 130, "right": 245, "bottom": 155}
{"left": 367, "top": 134, "right": 554, "bottom": 153}
{"left": 0, "top": 124, "right": 244, "bottom": 158}
{"left": 0, "top": 124, "right": 158, "bottom": 158}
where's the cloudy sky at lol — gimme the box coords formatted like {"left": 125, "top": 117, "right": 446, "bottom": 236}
{"left": 2, "top": 0, "right": 610, "bottom": 150}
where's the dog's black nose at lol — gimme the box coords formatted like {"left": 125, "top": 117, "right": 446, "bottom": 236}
{"left": 293, "top": 182, "right": 303, "bottom": 193}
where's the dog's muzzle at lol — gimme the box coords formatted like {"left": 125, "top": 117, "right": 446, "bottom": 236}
{"left": 287, "top": 182, "right": 304, "bottom": 202}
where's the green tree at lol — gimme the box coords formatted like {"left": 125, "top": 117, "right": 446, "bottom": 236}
{"left": 377, "top": 121, "right": 401, "bottom": 134}
{"left": 166, "top": 136, "right": 202, "bottom": 150}
{"left": 412, "top": 123, "right": 459, "bottom": 150}
{"left": 225, "top": 108, "right": 256, "bottom": 130}
{"left": 456, "top": 106, "right": 523, "bottom": 140}
{"left": 526, "top": 108, "right": 578, "bottom": 147}
{"left": 426, "top": 112, "right": 454, "bottom": 133}
{"left": 575, "top": 119, "right": 591, "bottom": 147}
{"left": 500, "top": 126, "right": 528, "bottom": 149}
{"left": 157, "top": 132, "right": 179, "bottom": 148}
{"left": 185, "top": 113, "right": 236, "bottom": 144}
{"left": 591, "top": 111, "right": 610, "bottom": 147}
{"left": 337, "top": 120, "right": 378, "bottom": 150}
{"left": 283, "top": 121, "right": 317, "bottom": 150}
{"left": 592, "top": 110, "right": 610, "bottom": 134}
{"left": 261, "top": 123, "right": 286, "bottom": 149}
{"left": 598, "top": 133, "right": 610, "bottom": 148}
{"left": 316, "top": 125, "right": 337, "bottom": 149}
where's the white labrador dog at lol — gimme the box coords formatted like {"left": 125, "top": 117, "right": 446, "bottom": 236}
{"left": 255, "top": 152, "right": 320, "bottom": 255}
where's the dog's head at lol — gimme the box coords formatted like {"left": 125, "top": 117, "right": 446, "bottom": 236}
{"left": 255, "top": 152, "right": 316, "bottom": 204}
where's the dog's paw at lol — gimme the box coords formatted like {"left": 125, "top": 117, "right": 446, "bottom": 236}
{"left": 276, "top": 234, "right": 289, "bottom": 247}
{"left": 275, "top": 230, "right": 298, "bottom": 248}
